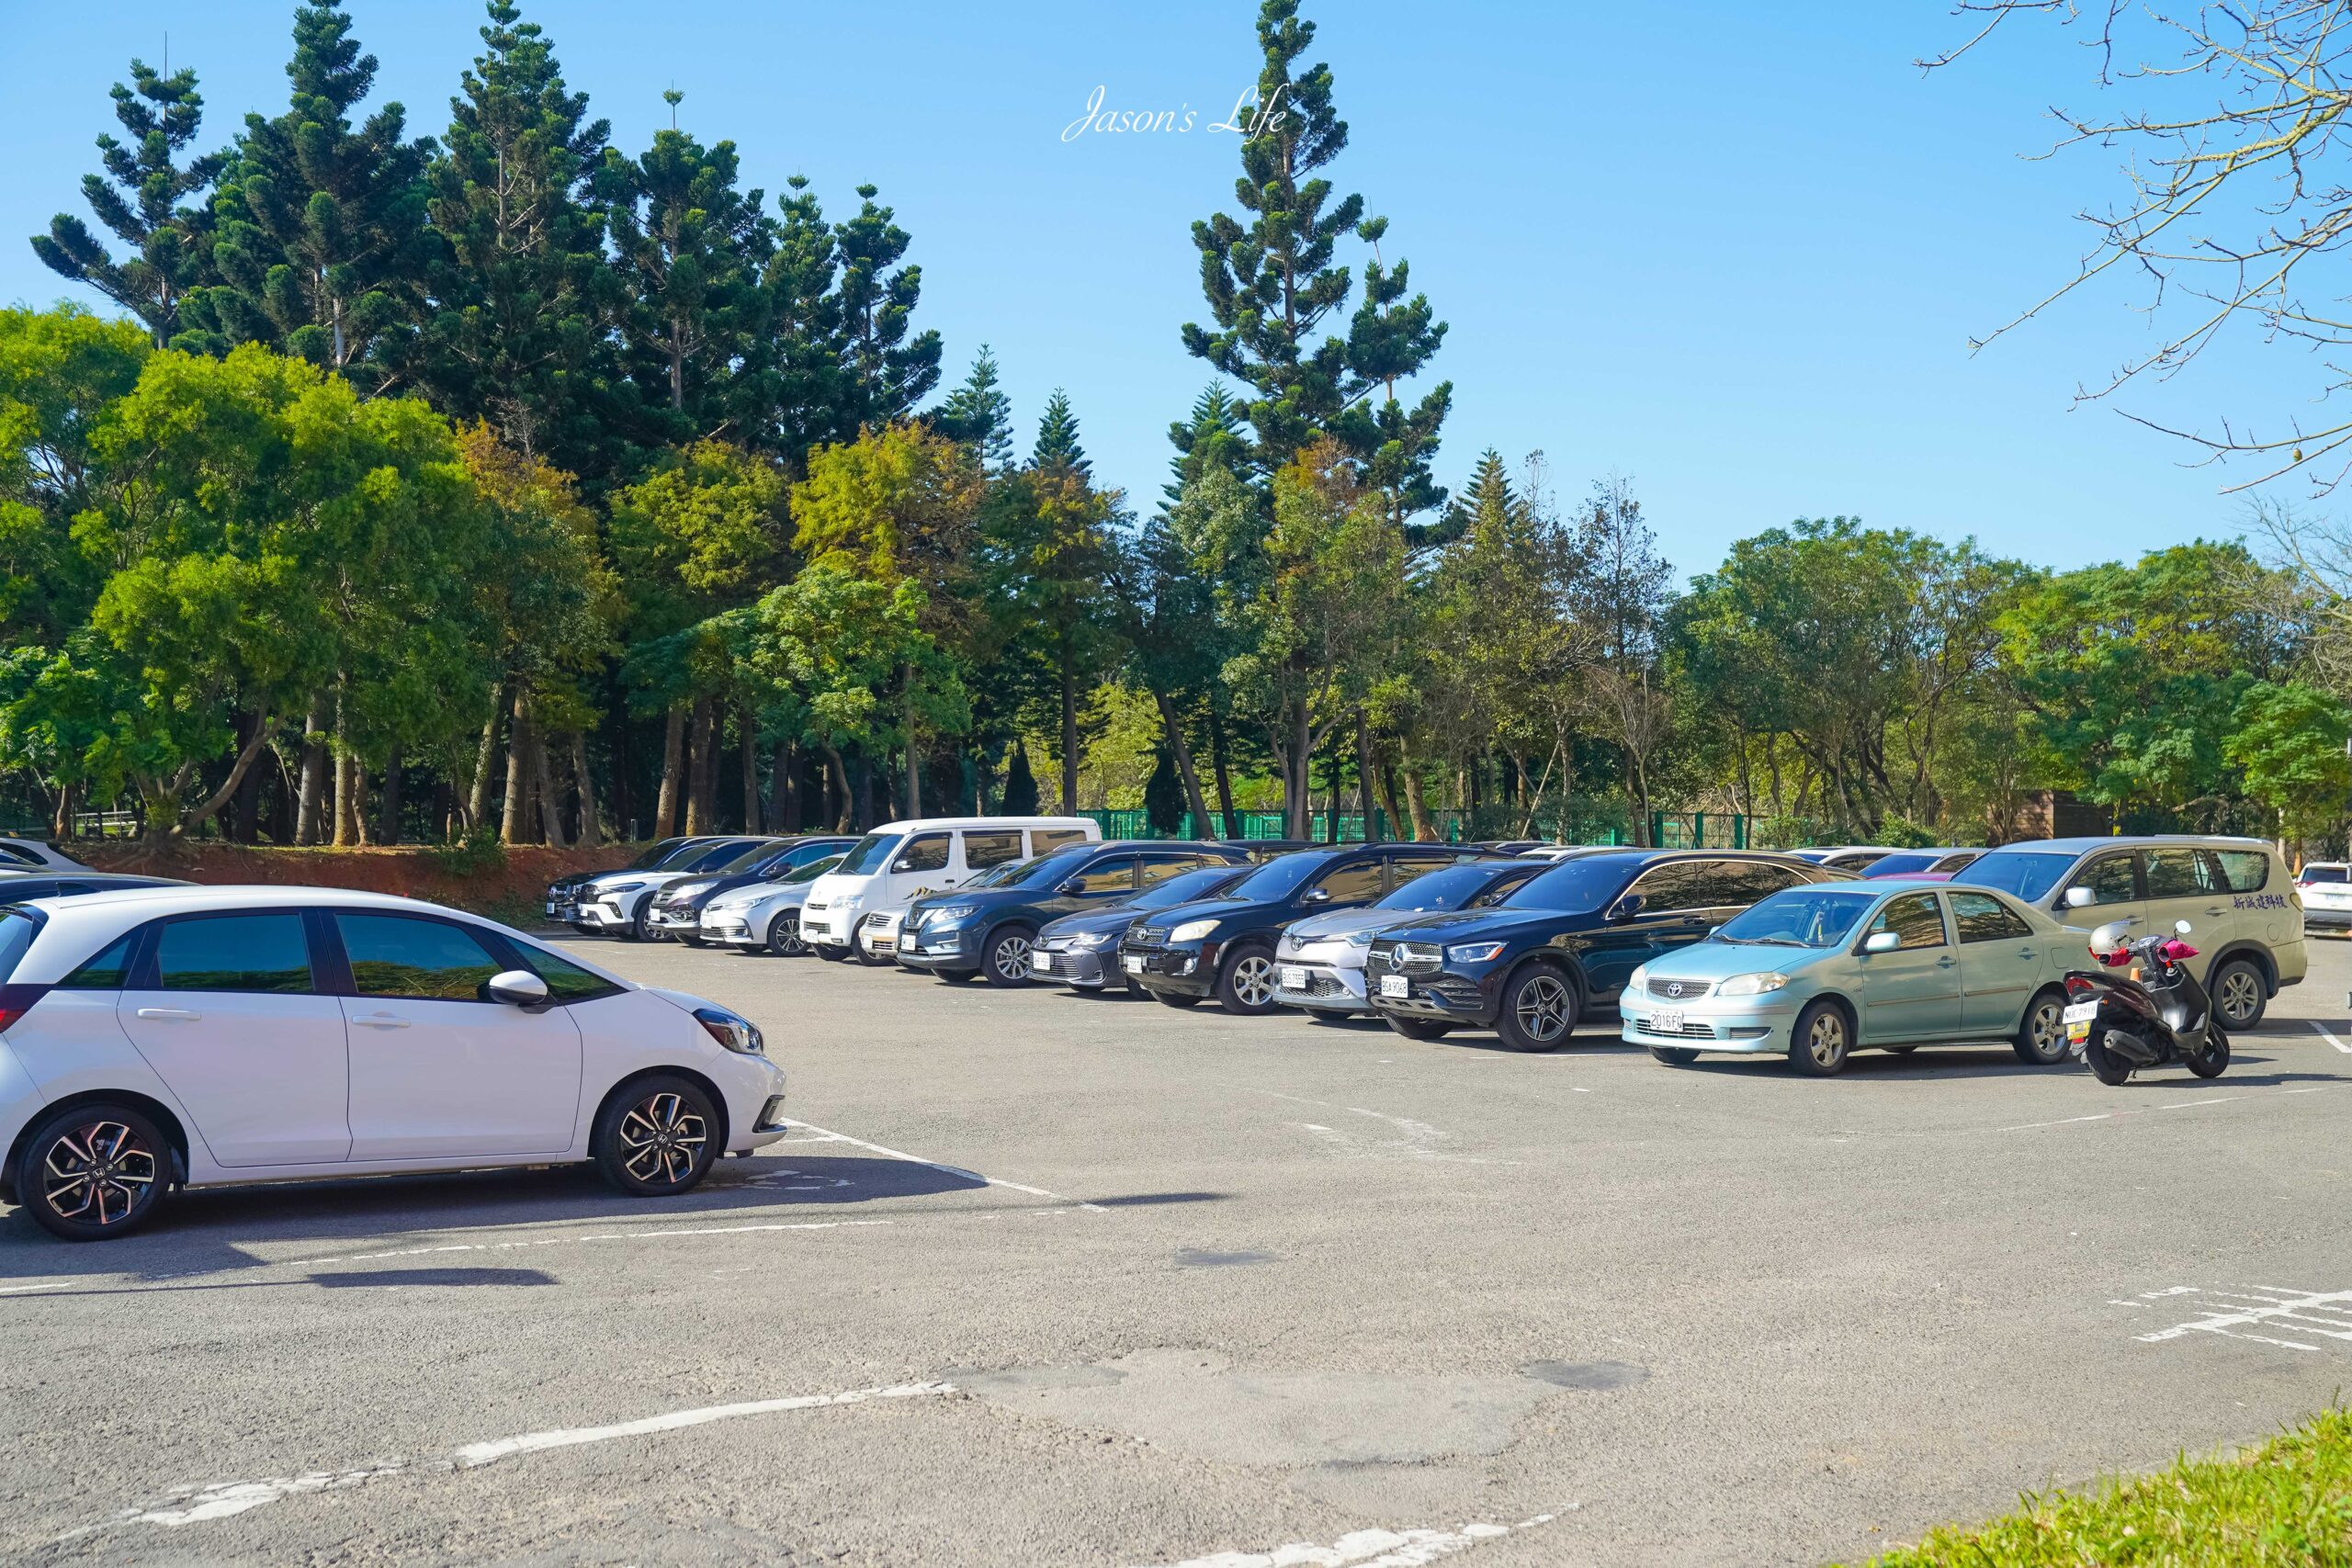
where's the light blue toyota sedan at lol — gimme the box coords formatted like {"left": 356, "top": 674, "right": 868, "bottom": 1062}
{"left": 1617, "top": 879, "right": 2081, "bottom": 1076}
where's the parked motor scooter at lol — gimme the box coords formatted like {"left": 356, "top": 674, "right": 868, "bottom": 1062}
{"left": 2060, "top": 919, "right": 2229, "bottom": 1086}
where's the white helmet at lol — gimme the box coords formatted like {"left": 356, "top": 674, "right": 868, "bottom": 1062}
{"left": 2089, "top": 919, "right": 2133, "bottom": 955}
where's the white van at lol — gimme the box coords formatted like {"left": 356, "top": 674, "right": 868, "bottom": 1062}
{"left": 800, "top": 817, "right": 1101, "bottom": 964}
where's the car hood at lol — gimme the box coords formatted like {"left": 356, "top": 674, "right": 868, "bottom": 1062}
{"left": 1642, "top": 939, "right": 1838, "bottom": 980}
{"left": 1127, "top": 897, "right": 1261, "bottom": 934}
{"left": 1284, "top": 908, "right": 1401, "bottom": 942}
{"left": 709, "top": 879, "right": 818, "bottom": 912}
{"left": 1040, "top": 902, "right": 1151, "bottom": 940}
{"left": 1369, "top": 908, "right": 1547, "bottom": 942}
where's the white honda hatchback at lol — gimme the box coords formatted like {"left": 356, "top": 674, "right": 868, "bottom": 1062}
{"left": 0, "top": 887, "right": 787, "bottom": 1240}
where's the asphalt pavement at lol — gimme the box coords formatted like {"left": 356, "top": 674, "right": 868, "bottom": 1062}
{"left": 5, "top": 932, "right": 2351, "bottom": 1567}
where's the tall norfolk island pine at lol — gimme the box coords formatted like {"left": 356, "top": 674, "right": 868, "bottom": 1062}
{"left": 31, "top": 59, "right": 227, "bottom": 349}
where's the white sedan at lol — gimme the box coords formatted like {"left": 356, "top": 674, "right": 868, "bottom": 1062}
{"left": 0, "top": 886, "right": 786, "bottom": 1239}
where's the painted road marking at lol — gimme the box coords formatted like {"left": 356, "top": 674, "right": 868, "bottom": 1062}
{"left": 1135, "top": 1512, "right": 1565, "bottom": 1568}
{"left": 786, "top": 1121, "right": 1106, "bottom": 1212}
{"left": 2312, "top": 1021, "right": 2352, "bottom": 1054}
{"left": 2124, "top": 1285, "right": 2352, "bottom": 1353}
{"left": 1996, "top": 1082, "right": 2346, "bottom": 1134}
{"left": 67, "top": 1382, "right": 958, "bottom": 1536}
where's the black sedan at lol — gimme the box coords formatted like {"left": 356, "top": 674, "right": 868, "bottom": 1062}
{"left": 1363, "top": 849, "right": 1848, "bottom": 1051}
{"left": 897, "top": 841, "right": 1250, "bottom": 985}
{"left": 1032, "top": 863, "right": 1258, "bottom": 994}
{"left": 1118, "top": 843, "right": 1483, "bottom": 1015}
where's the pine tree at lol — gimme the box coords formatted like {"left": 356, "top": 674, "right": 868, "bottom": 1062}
{"left": 193, "top": 3, "right": 435, "bottom": 381}
{"left": 761, "top": 175, "right": 847, "bottom": 461}
{"left": 1001, "top": 739, "right": 1039, "bottom": 814}
{"left": 1144, "top": 742, "right": 1186, "bottom": 834}
{"left": 1165, "top": 382, "right": 1251, "bottom": 504}
{"left": 418, "top": 0, "right": 615, "bottom": 469}
{"left": 832, "top": 184, "right": 942, "bottom": 426}
{"left": 1181, "top": 1, "right": 1448, "bottom": 517}
{"left": 1031, "top": 389, "right": 1091, "bottom": 481}
{"left": 31, "top": 58, "right": 227, "bottom": 348}
{"left": 936, "top": 344, "right": 1013, "bottom": 470}
{"left": 602, "top": 91, "right": 775, "bottom": 448}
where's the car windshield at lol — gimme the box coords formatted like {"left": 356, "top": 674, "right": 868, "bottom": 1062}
{"left": 630, "top": 838, "right": 688, "bottom": 870}
{"left": 1501, "top": 856, "right": 1639, "bottom": 914}
{"left": 1225, "top": 852, "right": 1324, "bottom": 901}
{"left": 744, "top": 843, "right": 810, "bottom": 875}
{"left": 835, "top": 833, "right": 902, "bottom": 876}
{"left": 1374, "top": 863, "right": 1513, "bottom": 913}
{"left": 713, "top": 841, "right": 782, "bottom": 874}
{"left": 1951, "top": 852, "right": 2075, "bottom": 903}
{"left": 1715, "top": 888, "right": 1879, "bottom": 947}
{"left": 679, "top": 840, "right": 757, "bottom": 872}
{"left": 964, "top": 857, "right": 1043, "bottom": 889}
{"left": 1006, "top": 845, "right": 1100, "bottom": 888}
{"left": 781, "top": 855, "right": 842, "bottom": 885}
{"left": 1866, "top": 852, "right": 1939, "bottom": 877}
{"left": 649, "top": 839, "right": 712, "bottom": 870}
{"left": 2303, "top": 864, "right": 2348, "bottom": 885}
{"left": 1135, "top": 866, "right": 1250, "bottom": 908}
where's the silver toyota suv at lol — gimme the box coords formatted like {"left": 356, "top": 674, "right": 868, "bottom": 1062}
{"left": 1951, "top": 836, "right": 2305, "bottom": 1029}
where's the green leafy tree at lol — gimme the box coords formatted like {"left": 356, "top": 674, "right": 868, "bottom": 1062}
{"left": 2226, "top": 680, "right": 2352, "bottom": 845}
{"left": 601, "top": 96, "right": 775, "bottom": 448}
{"left": 0, "top": 308, "right": 151, "bottom": 644}
{"left": 31, "top": 58, "right": 227, "bottom": 349}
{"left": 193, "top": 3, "right": 435, "bottom": 382}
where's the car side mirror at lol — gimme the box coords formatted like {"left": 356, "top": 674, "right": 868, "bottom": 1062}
{"left": 1058, "top": 878, "right": 1089, "bottom": 896}
{"left": 487, "top": 969, "right": 549, "bottom": 1007}
{"left": 1302, "top": 887, "right": 1332, "bottom": 904}
{"left": 2064, "top": 886, "right": 2095, "bottom": 908}
{"left": 1606, "top": 893, "right": 1645, "bottom": 923}
{"left": 891, "top": 858, "right": 914, "bottom": 874}
{"left": 1862, "top": 931, "right": 1900, "bottom": 954}
{"left": 2175, "top": 919, "right": 2193, "bottom": 935}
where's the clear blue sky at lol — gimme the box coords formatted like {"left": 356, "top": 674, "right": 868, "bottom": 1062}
{"left": 0, "top": 1, "right": 2300, "bottom": 578}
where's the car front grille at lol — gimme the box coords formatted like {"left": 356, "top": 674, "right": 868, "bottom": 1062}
{"left": 1634, "top": 1017, "right": 1719, "bottom": 1040}
{"left": 1645, "top": 976, "right": 1714, "bottom": 999}
{"left": 1133, "top": 926, "right": 1169, "bottom": 946}
{"left": 1368, "top": 939, "right": 1442, "bottom": 976}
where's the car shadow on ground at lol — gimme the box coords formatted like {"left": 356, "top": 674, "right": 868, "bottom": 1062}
{"left": 0, "top": 1153, "right": 988, "bottom": 1283}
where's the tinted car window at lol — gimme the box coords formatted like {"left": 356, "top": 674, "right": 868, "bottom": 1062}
{"left": 683, "top": 840, "right": 760, "bottom": 872}
{"left": 1503, "top": 856, "right": 1640, "bottom": 914}
{"left": 0, "top": 910, "right": 38, "bottom": 979}
{"left": 59, "top": 933, "right": 136, "bottom": 989}
{"left": 1069, "top": 857, "right": 1137, "bottom": 896}
{"left": 1716, "top": 861, "right": 1805, "bottom": 904}
{"left": 1866, "top": 852, "right": 1939, "bottom": 878}
{"left": 0, "top": 846, "right": 42, "bottom": 867}
{"left": 507, "top": 939, "right": 620, "bottom": 1002}
{"left": 1136, "top": 866, "right": 1249, "bottom": 908}
{"left": 781, "top": 855, "right": 842, "bottom": 885}
{"left": 895, "top": 834, "right": 951, "bottom": 873}
{"left": 837, "top": 833, "right": 901, "bottom": 875}
{"left": 1374, "top": 863, "right": 1518, "bottom": 913}
{"left": 1952, "top": 852, "right": 2075, "bottom": 903}
{"left": 2065, "top": 853, "right": 2139, "bottom": 907}
{"left": 1227, "top": 853, "right": 1323, "bottom": 901}
{"left": 1138, "top": 855, "right": 1209, "bottom": 887}
{"left": 2211, "top": 849, "right": 2269, "bottom": 893}
{"left": 1309, "top": 860, "right": 1385, "bottom": 905}
{"left": 2301, "top": 863, "right": 2347, "bottom": 885}
{"left": 338, "top": 915, "right": 504, "bottom": 1001}
{"left": 1385, "top": 853, "right": 1459, "bottom": 892}
{"left": 1949, "top": 891, "right": 2032, "bottom": 942}
{"left": 2143, "top": 848, "right": 2214, "bottom": 899}
{"left": 1628, "top": 861, "right": 1721, "bottom": 914}
{"left": 154, "top": 914, "right": 313, "bottom": 993}
{"left": 1031, "top": 829, "right": 1090, "bottom": 853}
{"left": 963, "top": 830, "right": 1023, "bottom": 869}
{"left": 1868, "top": 893, "right": 1947, "bottom": 950}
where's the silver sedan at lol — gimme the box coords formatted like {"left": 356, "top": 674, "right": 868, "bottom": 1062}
{"left": 1617, "top": 879, "right": 2084, "bottom": 1076}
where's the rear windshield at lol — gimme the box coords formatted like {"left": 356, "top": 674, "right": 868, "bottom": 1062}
{"left": 0, "top": 909, "right": 38, "bottom": 979}
{"left": 712, "top": 841, "right": 782, "bottom": 874}
{"left": 1717, "top": 889, "right": 1878, "bottom": 948}
{"left": 1951, "top": 852, "right": 2075, "bottom": 904}
{"left": 781, "top": 855, "right": 842, "bottom": 885}
{"left": 1226, "top": 852, "right": 1324, "bottom": 900}
{"left": 835, "top": 833, "right": 902, "bottom": 876}
{"left": 1501, "top": 856, "right": 1640, "bottom": 914}
{"left": 1374, "top": 863, "right": 1522, "bottom": 913}
{"left": 1136, "top": 866, "right": 1250, "bottom": 908}
{"left": 1865, "top": 852, "right": 1939, "bottom": 878}
{"left": 632, "top": 839, "right": 689, "bottom": 870}
{"left": 2302, "top": 864, "right": 2348, "bottom": 885}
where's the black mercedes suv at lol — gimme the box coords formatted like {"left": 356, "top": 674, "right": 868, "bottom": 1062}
{"left": 897, "top": 841, "right": 1250, "bottom": 986}
{"left": 1118, "top": 842, "right": 1485, "bottom": 1015}
{"left": 1363, "top": 849, "right": 1849, "bottom": 1050}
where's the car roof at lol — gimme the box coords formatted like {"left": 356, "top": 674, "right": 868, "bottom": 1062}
{"left": 869, "top": 816, "right": 1096, "bottom": 833}
{"left": 1981, "top": 835, "right": 2274, "bottom": 855}
{"left": 15, "top": 885, "right": 492, "bottom": 919}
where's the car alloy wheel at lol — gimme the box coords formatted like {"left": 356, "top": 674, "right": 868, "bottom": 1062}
{"left": 1227, "top": 953, "right": 1276, "bottom": 1011}
{"left": 2012, "top": 989, "right": 2068, "bottom": 1066}
{"left": 616, "top": 1091, "right": 708, "bottom": 1190}
{"left": 16, "top": 1104, "right": 170, "bottom": 1239}
{"left": 766, "top": 910, "right": 806, "bottom": 956}
{"left": 1791, "top": 1001, "right": 1849, "bottom": 1077}
{"left": 2212, "top": 961, "right": 2265, "bottom": 1029}
{"left": 1509, "top": 973, "right": 1576, "bottom": 1050}
{"left": 985, "top": 929, "right": 1035, "bottom": 987}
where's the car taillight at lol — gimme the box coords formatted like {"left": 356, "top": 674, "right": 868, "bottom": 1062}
{"left": 0, "top": 982, "right": 50, "bottom": 1033}
{"left": 2064, "top": 975, "right": 2097, "bottom": 998}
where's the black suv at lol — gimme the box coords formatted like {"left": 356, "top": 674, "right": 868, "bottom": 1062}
{"left": 898, "top": 841, "right": 1250, "bottom": 986}
{"left": 1119, "top": 843, "right": 1484, "bottom": 1015}
{"left": 1363, "top": 850, "right": 1847, "bottom": 1050}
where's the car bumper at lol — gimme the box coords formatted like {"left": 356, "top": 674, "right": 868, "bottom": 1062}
{"left": 1365, "top": 968, "right": 1498, "bottom": 1026}
{"left": 574, "top": 902, "right": 634, "bottom": 930}
{"left": 1616, "top": 997, "right": 1799, "bottom": 1053}
{"left": 1033, "top": 943, "right": 1119, "bottom": 987}
{"left": 896, "top": 927, "right": 980, "bottom": 970}
{"left": 721, "top": 1059, "right": 791, "bottom": 1154}
{"left": 802, "top": 910, "right": 860, "bottom": 949}
{"left": 646, "top": 908, "right": 702, "bottom": 938}
{"left": 1120, "top": 944, "right": 1211, "bottom": 996}
{"left": 1273, "top": 958, "right": 1369, "bottom": 1013}
{"left": 702, "top": 914, "right": 763, "bottom": 946}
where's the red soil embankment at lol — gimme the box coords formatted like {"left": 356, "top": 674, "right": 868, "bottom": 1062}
{"left": 76, "top": 842, "right": 632, "bottom": 918}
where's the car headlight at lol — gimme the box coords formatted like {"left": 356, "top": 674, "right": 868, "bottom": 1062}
{"left": 1447, "top": 941, "right": 1507, "bottom": 963}
{"left": 1072, "top": 929, "right": 1115, "bottom": 949}
{"left": 1716, "top": 972, "right": 1789, "bottom": 997}
{"left": 1627, "top": 963, "right": 1649, "bottom": 991}
{"left": 602, "top": 880, "right": 646, "bottom": 895}
{"left": 693, "top": 1006, "right": 764, "bottom": 1055}
{"left": 1170, "top": 919, "right": 1219, "bottom": 942}
{"left": 1345, "top": 930, "right": 1374, "bottom": 948}
{"left": 929, "top": 905, "right": 977, "bottom": 921}
{"left": 839, "top": 893, "right": 865, "bottom": 910}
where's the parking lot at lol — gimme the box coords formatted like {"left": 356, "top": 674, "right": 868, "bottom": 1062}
{"left": 5, "top": 932, "right": 2351, "bottom": 1567}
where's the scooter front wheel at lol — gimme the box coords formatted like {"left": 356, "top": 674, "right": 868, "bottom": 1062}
{"left": 2188, "top": 1024, "right": 2230, "bottom": 1079}
{"left": 2081, "top": 1032, "right": 2135, "bottom": 1087}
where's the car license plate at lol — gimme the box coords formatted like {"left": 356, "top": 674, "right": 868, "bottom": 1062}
{"left": 1122, "top": 954, "right": 1146, "bottom": 975}
{"left": 1033, "top": 952, "right": 1052, "bottom": 973}
{"left": 2063, "top": 1001, "right": 2098, "bottom": 1023}
{"left": 1654, "top": 1008, "right": 1684, "bottom": 1033}
{"left": 1280, "top": 964, "right": 1307, "bottom": 990}
{"left": 1379, "top": 974, "right": 1408, "bottom": 998}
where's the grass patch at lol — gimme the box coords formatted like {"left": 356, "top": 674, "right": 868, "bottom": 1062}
{"left": 1857, "top": 1407, "right": 2352, "bottom": 1565}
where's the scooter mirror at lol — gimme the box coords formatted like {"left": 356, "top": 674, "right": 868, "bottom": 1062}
{"left": 2175, "top": 919, "right": 2192, "bottom": 935}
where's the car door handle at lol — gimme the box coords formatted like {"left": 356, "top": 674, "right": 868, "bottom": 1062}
{"left": 351, "top": 1013, "right": 411, "bottom": 1029}
{"left": 135, "top": 1007, "right": 200, "bottom": 1021}
{"left": 2018, "top": 947, "right": 2038, "bottom": 960}
{"left": 1936, "top": 957, "right": 1957, "bottom": 968}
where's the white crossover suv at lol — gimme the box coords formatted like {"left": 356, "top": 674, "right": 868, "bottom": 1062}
{"left": 0, "top": 887, "right": 787, "bottom": 1239}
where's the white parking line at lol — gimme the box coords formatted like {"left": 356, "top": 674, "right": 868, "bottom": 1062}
{"left": 1135, "top": 1512, "right": 1564, "bottom": 1568}
{"left": 2132, "top": 1285, "right": 2352, "bottom": 1352}
{"left": 787, "top": 1121, "right": 1106, "bottom": 1213}
{"left": 2312, "top": 1021, "right": 2352, "bottom": 1054}
{"left": 70, "top": 1382, "right": 958, "bottom": 1536}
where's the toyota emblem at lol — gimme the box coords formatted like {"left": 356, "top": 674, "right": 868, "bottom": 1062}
{"left": 1666, "top": 982, "right": 1685, "bottom": 998}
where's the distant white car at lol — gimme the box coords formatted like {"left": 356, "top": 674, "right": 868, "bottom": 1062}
{"left": 0, "top": 886, "right": 786, "bottom": 1239}
{"left": 566, "top": 837, "right": 776, "bottom": 939}
{"left": 2298, "top": 861, "right": 2351, "bottom": 934}
{"left": 0, "top": 838, "right": 94, "bottom": 874}
{"left": 700, "top": 853, "right": 847, "bottom": 954}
